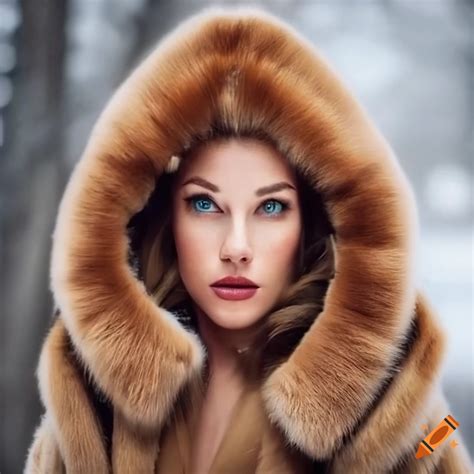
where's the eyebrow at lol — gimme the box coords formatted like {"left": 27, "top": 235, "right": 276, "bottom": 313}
{"left": 181, "top": 176, "right": 296, "bottom": 196}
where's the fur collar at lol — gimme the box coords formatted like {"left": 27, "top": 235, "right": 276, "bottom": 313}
{"left": 42, "top": 6, "right": 427, "bottom": 462}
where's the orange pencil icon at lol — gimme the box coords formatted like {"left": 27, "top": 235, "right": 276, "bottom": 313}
{"left": 415, "top": 414, "right": 459, "bottom": 459}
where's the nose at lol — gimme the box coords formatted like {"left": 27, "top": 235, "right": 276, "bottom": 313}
{"left": 219, "top": 219, "right": 253, "bottom": 264}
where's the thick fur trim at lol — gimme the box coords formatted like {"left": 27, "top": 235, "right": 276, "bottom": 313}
{"left": 36, "top": 319, "right": 109, "bottom": 473}
{"left": 330, "top": 291, "right": 448, "bottom": 472}
{"left": 44, "top": 5, "right": 424, "bottom": 462}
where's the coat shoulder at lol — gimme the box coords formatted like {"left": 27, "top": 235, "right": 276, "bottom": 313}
{"left": 329, "top": 291, "right": 473, "bottom": 473}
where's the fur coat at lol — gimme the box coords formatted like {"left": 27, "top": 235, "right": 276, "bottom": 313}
{"left": 25, "top": 6, "right": 473, "bottom": 474}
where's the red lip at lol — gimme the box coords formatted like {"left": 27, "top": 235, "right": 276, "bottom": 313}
{"left": 211, "top": 286, "right": 258, "bottom": 301}
{"left": 210, "top": 275, "right": 259, "bottom": 288}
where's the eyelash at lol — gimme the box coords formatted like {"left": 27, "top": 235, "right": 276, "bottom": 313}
{"left": 183, "top": 192, "right": 291, "bottom": 217}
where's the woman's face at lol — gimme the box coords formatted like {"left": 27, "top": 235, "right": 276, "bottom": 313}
{"left": 171, "top": 138, "right": 302, "bottom": 331}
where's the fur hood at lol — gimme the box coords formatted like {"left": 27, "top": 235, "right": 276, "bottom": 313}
{"left": 26, "top": 6, "right": 472, "bottom": 474}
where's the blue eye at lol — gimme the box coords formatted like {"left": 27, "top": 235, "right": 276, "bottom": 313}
{"left": 261, "top": 199, "right": 286, "bottom": 215}
{"left": 185, "top": 194, "right": 218, "bottom": 214}
{"left": 192, "top": 196, "right": 217, "bottom": 213}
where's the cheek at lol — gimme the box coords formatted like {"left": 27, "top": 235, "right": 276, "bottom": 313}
{"left": 173, "top": 220, "right": 193, "bottom": 262}
{"left": 261, "top": 219, "right": 301, "bottom": 264}
{"left": 267, "top": 233, "right": 300, "bottom": 271}
{"left": 172, "top": 214, "right": 213, "bottom": 281}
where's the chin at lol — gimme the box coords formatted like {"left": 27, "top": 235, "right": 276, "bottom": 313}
{"left": 209, "top": 312, "right": 263, "bottom": 331}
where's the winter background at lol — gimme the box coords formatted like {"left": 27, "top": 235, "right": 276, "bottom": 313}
{"left": 1, "top": 0, "right": 472, "bottom": 472}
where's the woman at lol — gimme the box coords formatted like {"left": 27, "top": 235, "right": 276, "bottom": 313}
{"left": 25, "top": 6, "right": 472, "bottom": 474}
{"left": 154, "top": 135, "right": 333, "bottom": 474}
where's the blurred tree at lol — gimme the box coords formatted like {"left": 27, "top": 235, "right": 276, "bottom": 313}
{"left": 1, "top": 0, "right": 68, "bottom": 471}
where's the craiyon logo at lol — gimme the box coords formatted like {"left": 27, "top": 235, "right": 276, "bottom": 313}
{"left": 416, "top": 414, "right": 460, "bottom": 459}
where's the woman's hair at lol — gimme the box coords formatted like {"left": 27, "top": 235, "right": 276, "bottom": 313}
{"left": 126, "top": 126, "right": 335, "bottom": 383}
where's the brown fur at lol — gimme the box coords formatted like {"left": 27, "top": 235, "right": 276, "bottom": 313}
{"left": 25, "top": 6, "right": 472, "bottom": 473}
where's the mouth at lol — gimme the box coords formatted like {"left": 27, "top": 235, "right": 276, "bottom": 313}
{"left": 210, "top": 286, "right": 259, "bottom": 301}
{"left": 210, "top": 275, "right": 259, "bottom": 288}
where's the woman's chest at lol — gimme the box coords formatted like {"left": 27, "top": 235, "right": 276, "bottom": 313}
{"left": 155, "top": 384, "right": 315, "bottom": 474}
{"left": 156, "top": 384, "right": 263, "bottom": 473}
{"left": 187, "top": 387, "right": 252, "bottom": 474}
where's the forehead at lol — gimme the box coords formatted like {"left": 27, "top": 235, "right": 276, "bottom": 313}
{"left": 177, "top": 138, "right": 297, "bottom": 186}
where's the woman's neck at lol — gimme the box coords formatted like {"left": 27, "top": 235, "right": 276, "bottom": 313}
{"left": 193, "top": 305, "right": 261, "bottom": 378}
